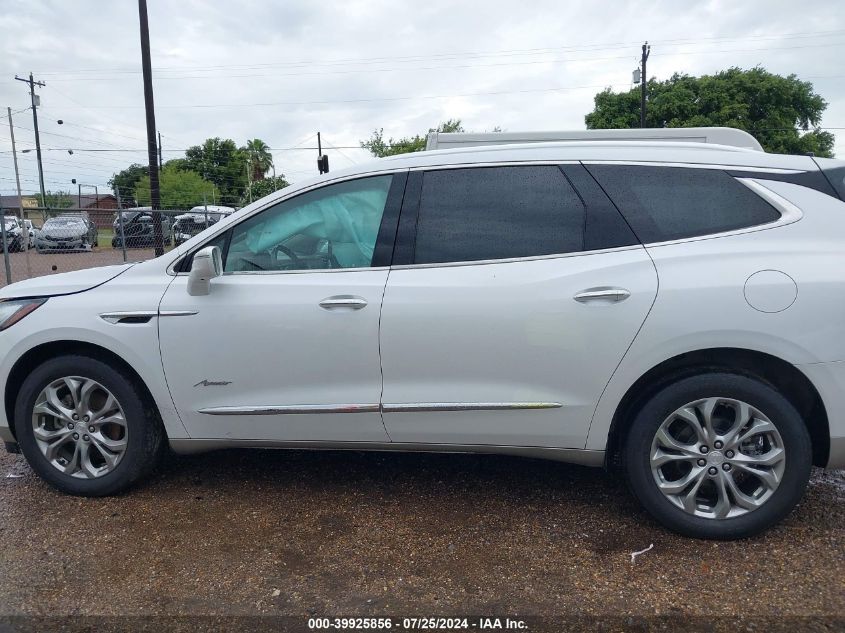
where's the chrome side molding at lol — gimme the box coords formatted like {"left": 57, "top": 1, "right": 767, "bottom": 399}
{"left": 99, "top": 311, "right": 157, "bottom": 324}
{"left": 198, "top": 404, "right": 381, "bottom": 416}
{"left": 198, "top": 402, "right": 563, "bottom": 416}
{"left": 160, "top": 310, "right": 200, "bottom": 317}
{"left": 382, "top": 402, "right": 562, "bottom": 413}
{"left": 100, "top": 310, "right": 198, "bottom": 324}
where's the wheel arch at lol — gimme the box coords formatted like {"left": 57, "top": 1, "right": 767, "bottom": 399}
{"left": 4, "top": 340, "right": 166, "bottom": 442}
{"left": 605, "top": 347, "right": 829, "bottom": 470}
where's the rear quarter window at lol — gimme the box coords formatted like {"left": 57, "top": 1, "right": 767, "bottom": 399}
{"left": 586, "top": 165, "right": 781, "bottom": 243}
{"left": 814, "top": 160, "right": 845, "bottom": 201}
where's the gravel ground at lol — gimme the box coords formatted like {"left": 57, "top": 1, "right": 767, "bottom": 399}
{"left": 0, "top": 447, "right": 842, "bottom": 631}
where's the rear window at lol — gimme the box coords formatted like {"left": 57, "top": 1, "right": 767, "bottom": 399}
{"left": 414, "top": 166, "right": 585, "bottom": 265}
{"left": 586, "top": 165, "right": 780, "bottom": 243}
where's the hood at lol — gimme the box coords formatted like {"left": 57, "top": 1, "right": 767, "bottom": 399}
{"left": 0, "top": 263, "right": 136, "bottom": 299}
{"left": 41, "top": 226, "right": 87, "bottom": 238}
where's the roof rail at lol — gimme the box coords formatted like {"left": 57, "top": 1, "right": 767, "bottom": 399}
{"left": 425, "top": 127, "right": 764, "bottom": 152}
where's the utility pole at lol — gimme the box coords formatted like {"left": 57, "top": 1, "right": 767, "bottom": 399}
{"left": 246, "top": 161, "right": 252, "bottom": 204}
{"left": 7, "top": 107, "right": 31, "bottom": 282}
{"left": 14, "top": 73, "right": 47, "bottom": 208}
{"left": 138, "top": 0, "right": 164, "bottom": 256}
{"left": 640, "top": 42, "right": 650, "bottom": 128}
{"left": 157, "top": 131, "right": 163, "bottom": 170}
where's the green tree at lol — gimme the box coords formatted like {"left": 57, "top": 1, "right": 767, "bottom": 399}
{"left": 44, "top": 191, "right": 75, "bottom": 209}
{"left": 585, "top": 67, "right": 835, "bottom": 157}
{"left": 241, "top": 174, "right": 290, "bottom": 205}
{"left": 135, "top": 167, "right": 220, "bottom": 209}
{"left": 361, "top": 119, "right": 465, "bottom": 157}
{"left": 242, "top": 138, "right": 274, "bottom": 182}
{"left": 163, "top": 157, "right": 190, "bottom": 172}
{"left": 108, "top": 163, "right": 149, "bottom": 205}
{"left": 184, "top": 138, "right": 248, "bottom": 205}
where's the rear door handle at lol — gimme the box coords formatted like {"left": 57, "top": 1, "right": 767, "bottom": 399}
{"left": 319, "top": 295, "right": 368, "bottom": 310}
{"left": 574, "top": 287, "right": 631, "bottom": 303}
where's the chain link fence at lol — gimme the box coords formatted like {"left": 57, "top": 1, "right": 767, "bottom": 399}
{"left": 0, "top": 205, "right": 233, "bottom": 288}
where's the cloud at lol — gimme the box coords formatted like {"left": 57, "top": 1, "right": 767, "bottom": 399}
{"left": 0, "top": 0, "right": 842, "bottom": 196}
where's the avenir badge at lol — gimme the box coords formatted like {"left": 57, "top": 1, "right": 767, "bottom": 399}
{"left": 193, "top": 379, "right": 233, "bottom": 387}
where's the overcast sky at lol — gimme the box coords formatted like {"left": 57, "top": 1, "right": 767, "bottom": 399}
{"left": 1, "top": 0, "right": 843, "bottom": 198}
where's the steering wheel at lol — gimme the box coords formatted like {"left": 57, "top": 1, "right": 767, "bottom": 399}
{"left": 270, "top": 243, "right": 303, "bottom": 268}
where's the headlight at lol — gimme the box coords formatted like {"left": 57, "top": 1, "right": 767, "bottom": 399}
{"left": 0, "top": 298, "right": 47, "bottom": 331}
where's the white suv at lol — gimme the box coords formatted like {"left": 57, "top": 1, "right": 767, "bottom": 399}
{"left": 1, "top": 135, "right": 844, "bottom": 539}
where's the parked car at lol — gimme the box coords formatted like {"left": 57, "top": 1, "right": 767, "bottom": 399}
{"left": 0, "top": 216, "right": 25, "bottom": 252}
{"left": 35, "top": 215, "right": 98, "bottom": 252}
{"left": 173, "top": 206, "right": 236, "bottom": 246}
{"left": 112, "top": 208, "right": 172, "bottom": 248}
{"left": 1, "top": 128, "right": 844, "bottom": 540}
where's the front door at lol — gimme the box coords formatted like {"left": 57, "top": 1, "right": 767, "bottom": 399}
{"left": 379, "top": 164, "right": 658, "bottom": 448}
{"left": 159, "top": 173, "right": 403, "bottom": 442}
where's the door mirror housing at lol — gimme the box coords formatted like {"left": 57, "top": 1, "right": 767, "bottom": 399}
{"left": 187, "top": 246, "right": 223, "bottom": 296}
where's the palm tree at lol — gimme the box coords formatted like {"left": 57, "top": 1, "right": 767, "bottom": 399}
{"left": 243, "top": 139, "right": 273, "bottom": 182}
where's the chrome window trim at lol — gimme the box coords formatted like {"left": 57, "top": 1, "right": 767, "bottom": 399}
{"left": 408, "top": 159, "right": 801, "bottom": 174}
{"left": 408, "top": 160, "right": 580, "bottom": 172}
{"left": 217, "top": 265, "right": 390, "bottom": 277}
{"left": 165, "top": 168, "right": 406, "bottom": 276}
{"left": 389, "top": 244, "right": 643, "bottom": 271}
{"left": 169, "top": 161, "right": 805, "bottom": 276}
{"left": 580, "top": 160, "right": 802, "bottom": 174}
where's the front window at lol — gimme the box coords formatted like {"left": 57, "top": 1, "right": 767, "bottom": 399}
{"left": 221, "top": 175, "right": 392, "bottom": 272}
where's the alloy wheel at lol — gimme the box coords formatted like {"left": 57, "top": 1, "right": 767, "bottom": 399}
{"left": 649, "top": 397, "right": 786, "bottom": 519}
{"left": 31, "top": 376, "right": 128, "bottom": 479}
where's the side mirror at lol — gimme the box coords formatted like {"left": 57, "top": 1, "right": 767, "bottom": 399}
{"left": 187, "top": 246, "right": 222, "bottom": 296}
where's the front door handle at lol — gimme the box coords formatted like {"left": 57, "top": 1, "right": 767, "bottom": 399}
{"left": 319, "top": 295, "right": 368, "bottom": 310}
{"left": 574, "top": 287, "right": 631, "bottom": 303}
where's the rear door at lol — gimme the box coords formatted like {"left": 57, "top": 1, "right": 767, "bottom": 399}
{"left": 379, "top": 164, "right": 658, "bottom": 448}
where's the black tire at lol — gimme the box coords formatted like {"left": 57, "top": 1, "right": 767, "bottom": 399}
{"left": 15, "top": 355, "right": 164, "bottom": 496}
{"left": 624, "top": 372, "right": 811, "bottom": 539}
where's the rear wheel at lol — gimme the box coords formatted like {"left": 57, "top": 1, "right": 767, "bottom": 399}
{"left": 624, "top": 372, "right": 811, "bottom": 539}
{"left": 15, "top": 355, "right": 164, "bottom": 496}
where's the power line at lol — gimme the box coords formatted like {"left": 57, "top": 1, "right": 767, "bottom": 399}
{"left": 32, "top": 28, "right": 845, "bottom": 76}
{"left": 36, "top": 39, "right": 845, "bottom": 83}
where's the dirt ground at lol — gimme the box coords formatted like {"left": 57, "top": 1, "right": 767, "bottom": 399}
{"left": 0, "top": 447, "right": 842, "bottom": 632}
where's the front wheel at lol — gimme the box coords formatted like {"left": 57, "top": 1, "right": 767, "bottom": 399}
{"left": 624, "top": 372, "right": 811, "bottom": 539}
{"left": 15, "top": 355, "right": 164, "bottom": 496}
